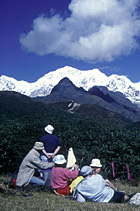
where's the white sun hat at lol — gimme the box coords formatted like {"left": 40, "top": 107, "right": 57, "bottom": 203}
{"left": 44, "top": 125, "right": 54, "bottom": 134}
{"left": 90, "top": 158, "right": 102, "bottom": 167}
{"left": 54, "top": 155, "right": 66, "bottom": 164}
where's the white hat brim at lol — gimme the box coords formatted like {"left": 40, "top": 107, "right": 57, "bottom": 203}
{"left": 90, "top": 164, "right": 102, "bottom": 167}
{"left": 55, "top": 160, "right": 66, "bottom": 164}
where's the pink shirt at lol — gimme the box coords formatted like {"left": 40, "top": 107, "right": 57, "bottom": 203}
{"left": 50, "top": 167, "right": 78, "bottom": 189}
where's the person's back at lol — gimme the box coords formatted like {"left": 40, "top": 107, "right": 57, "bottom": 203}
{"left": 16, "top": 142, "right": 54, "bottom": 187}
{"left": 40, "top": 125, "right": 61, "bottom": 162}
{"left": 51, "top": 166, "right": 79, "bottom": 190}
{"left": 50, "top": 154, "right": 79, "bottom": 195}
{"left": 73, "top": 165, "right": 132, "bottom": 203}
{"left": 74, "top": 174, "right": 114, "bottom": 203}
{"left": 40, "top": 133, "right": 60, "bottom": 153}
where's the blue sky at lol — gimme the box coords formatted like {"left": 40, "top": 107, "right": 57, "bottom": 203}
{"left": 0, "top": 0, "right": 140, "bottom": 83}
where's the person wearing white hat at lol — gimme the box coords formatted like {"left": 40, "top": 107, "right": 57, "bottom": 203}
{"left": 73, "top": 165, "right": 132, "bottom": 203}
{"left": 90, "top": 158, "right": 102, "bottom": 167}
{"left": 90, "top": 158, "right": 102, "bottom": 174}
{"left": 90, "top": 158, "right": 116, "bottom": 191}
{"left": 50, "top": 154, "right": 79, "bottom": 195}
{"left": 16, "top": 142, "right": 54, "bottom": 187}
{"left": 40, "top": 125, "right": 61, "bottom": 162}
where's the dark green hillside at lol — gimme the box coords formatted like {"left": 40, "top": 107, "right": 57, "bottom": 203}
{"left": 49, "top": 101, "right": 131, "bottom": 126}
{"left": 0, "top": 91, "right": 51, "bottom": 120}
{"left": 127, "top": 121, "right": 140, "bottom": 132}
{"left": 0, "top": 90, "right": 131, "bottom": 126}
{"left": 0, "top": 91, "right": 140, "bottom": 180}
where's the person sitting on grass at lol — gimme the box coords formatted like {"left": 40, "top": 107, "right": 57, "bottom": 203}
{"left": 16, "top": 142, "right": 54, "bottom": 187}
{"left": 90, "top": 158, "right": 117, "bottom": 191}
{"left": 50, "top": 154, "right": 79, "bottom": 195}
{"left": 73, "top": 165, "right": 135, "bottom": 203}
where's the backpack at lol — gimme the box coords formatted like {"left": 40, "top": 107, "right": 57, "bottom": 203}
{"left": 8, "top": 174, "right": 17, "bottom": 188}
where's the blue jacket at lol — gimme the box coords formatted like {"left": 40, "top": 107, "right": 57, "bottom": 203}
{"left": 73, "top": 174, "right": 114, "bottom": 203}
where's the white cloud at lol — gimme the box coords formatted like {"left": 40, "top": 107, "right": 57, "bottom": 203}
{"left": 20, "top": 0, "right": 140, "bottom": 63}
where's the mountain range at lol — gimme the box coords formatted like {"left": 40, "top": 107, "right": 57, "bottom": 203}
{"left": 0, "top": 90, "right": 131, "bottom": 126}
{"left": 0, "top": 66, "right": 140, "bottom": 106}
{"left": 1, "top": 66, "right": 140, "bottom": 122}
{"left": 35, "top": 77, "right": 140, "bottom": 122}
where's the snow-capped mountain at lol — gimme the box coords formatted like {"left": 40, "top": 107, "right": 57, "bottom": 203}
{"left": 1, "top": 66, "right": 140, "bottom": 105}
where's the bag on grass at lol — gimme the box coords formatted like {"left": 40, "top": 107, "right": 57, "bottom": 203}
{"left": 129, "top": 193, "right": 140, "bottom": 206}
{"left": 8, "top": 174, "right": 17, "bottom": 188}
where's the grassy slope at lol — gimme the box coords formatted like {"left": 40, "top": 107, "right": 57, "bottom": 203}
{"left": 0, "top": 175, "right": 139, "bottom": 211}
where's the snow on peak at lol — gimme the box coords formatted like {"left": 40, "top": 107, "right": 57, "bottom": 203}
{"left": 0, "top": 66, "right": 140, "bottom": 105}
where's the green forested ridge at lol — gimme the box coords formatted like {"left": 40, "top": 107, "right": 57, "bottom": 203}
{"left": 0, "top": 91, "right": 50, "bottom": 119}
{"left": 0, "top": 91, "right": 140, "bottom": 179}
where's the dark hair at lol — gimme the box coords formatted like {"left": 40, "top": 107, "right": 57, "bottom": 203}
{"left": 55, "top": 163, "right": 66, "bottom": 168}
{"left": 91, "top": 167, "right": 100, "bottom": 170}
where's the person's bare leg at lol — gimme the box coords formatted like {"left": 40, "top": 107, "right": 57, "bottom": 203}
{"left": 124, "top": 195, "right": 130, "bottom": 201}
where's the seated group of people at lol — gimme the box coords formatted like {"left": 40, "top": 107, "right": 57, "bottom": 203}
{"left": 16, "top": 125, "right": 135, "bottom": 204}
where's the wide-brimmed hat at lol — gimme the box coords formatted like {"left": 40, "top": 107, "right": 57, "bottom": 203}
{"left": 80, "top": 166, "right": 92, "bottom": 177}
{"left": 44, "top": 125, "right": 54, "bottom": 134}
{"left": 34, "top": 142, "right": 44, "bottom": 150}
{"left": 90, "top": 158, "right": 102, "bottom": 167}
{"left": 54, "top": 155, "right": 66, "bottom": 164}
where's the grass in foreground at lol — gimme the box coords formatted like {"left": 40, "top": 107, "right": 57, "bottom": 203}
{"left": 0, "top": 175, "right": 139, "bottom": 211}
